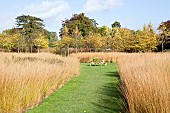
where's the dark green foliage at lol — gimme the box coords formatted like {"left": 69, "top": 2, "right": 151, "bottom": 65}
{"left": 158, "top": 20, "right": 170, "bottom": 51}
{"left": 16, "top": 15, "right": 44, "bottom": 30}
{"left": 16, "top": 15, "right": 44, "bottom": 52}
{"left": 60, "top": 13, "right": 98, "bottom": 37}
{"left": 111, "top": 21, "right": 121, "bottom": 28}
{"left": 43, "top": 29, "right": 58, "bottom": 47}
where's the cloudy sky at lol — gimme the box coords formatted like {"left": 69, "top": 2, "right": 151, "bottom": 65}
{"left": 0, "top": 0, "right": 170, "bottom": 35}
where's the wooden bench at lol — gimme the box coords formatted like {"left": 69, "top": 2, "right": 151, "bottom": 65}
{"left": 90, "top": 58, "right": 107, "bottom": 66}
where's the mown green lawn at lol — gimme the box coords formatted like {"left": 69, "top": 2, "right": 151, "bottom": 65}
{"left": 27, "top": 63, "right": 125, "bottom": 113}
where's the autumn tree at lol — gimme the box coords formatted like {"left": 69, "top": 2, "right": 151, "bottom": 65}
{"left": 136, "top": 23, "right": 158, "bottom": 52}
{"left": 60, "top": 26, "right": 74, "bottom": 56}
{"left": 111, "top": 28, "right": 131, "bottom": 51}
{"left": 33, "top": 32, "right": 49, "bottom": 53}
{"left": 98, "top": 26, "right": 112, "bottom": 49}
{"left": 111, "top": 23, "right": 158, "bottom": 52}
{"left": 0, "top": 33, "right": 14, "bottom": 52}
{"left": 72, "top": 26, "right": 81, "bottom": 53}
{"left": 60, "top": 13, "right": 98, "bottom": 37}
{"left": 0, "top": 34, "right": 5, "bottom": 51}
{"left": 2, "top": 28, "right": 24, "bottom": 52}
{"left": 59, "top": 13, "right": 99, "bottom": 53}
{"left": 158, "top": 20, "right": 170, "bottom": 51}
{"left": 11, "top": 33, "right": 23, "bottom": 52}
{"left": 82, "top": 33, "right": 104, "bottom": 52}
{"left": 16, "top": 15, "right": 44, "bottom": 52}
{"left": 61, "top": 36, "right": 74, "bottom": 56}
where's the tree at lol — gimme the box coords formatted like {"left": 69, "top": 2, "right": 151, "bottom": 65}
{"left": 61, "top": 35, "right": 74, "bottom": 56}
{"left": 90, "top": 34, "right": 104, "bottom": 51}
{"left": 16, "top": 15, "right": 44, "bottom": 53}
{"left": 11, "top": 33, "right": 23, "bottom": 53}
{"left": 112, "top": 21, "right": 121, "bottom": 28}
{"left": 0, "top": 34, "right": 14, "bottom": 52}
{"left": 111, "top": 28, "right": 128, "bottom": 51}
{"left": 34, "top": 32, "right": 49, "bottom": 53}
{"left": 60, "top": 26, "right": 74, "bottom": 56}
{"left": 141, "top": 23, "right": 158, "bottom": 52}
{"left": 127, "top": 23, "right": 158, "bottom": 52}
{"left": 60, "top": 13, "right": 98, "bottom": 37}
{"left": 2, "top": 28, "right": 24, "bottom": 52}
{"left": 72, "top": 26, "right": 81, "bottom": 53}
{"left": 158, "top": 20, "right": 170, "bottom": 51}
{"left": 83, "top": 33, "right": 104, "bottom": 52}
{"left": 110, "top": 23, "right": 158, "bottom": 52}
{"left": 43, "top": 29, "right": 58, "bottom": 48}
{"left": 98, "top": 26, "right": 112, "bottom": 49}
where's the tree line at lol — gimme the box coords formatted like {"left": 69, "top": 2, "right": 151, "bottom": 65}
{"left": 58, "top": 13, "right": 170, "bottom": 55}
{"left": 0, "top": 15, "right": 57, "bottom": 53}
{"left": 0, "top": 13, "right": 170, "bottom": 54}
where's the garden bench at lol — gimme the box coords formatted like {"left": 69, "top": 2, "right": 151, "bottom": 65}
{"left": 90, "top": 58, "right": 107, "bottom": 66}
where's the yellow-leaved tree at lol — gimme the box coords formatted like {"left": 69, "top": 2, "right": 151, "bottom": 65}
{"left": 83, "top": 33, "right": 104, "bottom": 52}
{"left": 135, "top": 23, "right": 158, "bottom": 52}
{"left": 72, "top": 26, "right": 81, "bottom": 53}
{"left": 61, "top": 35, "right": 74, "bottom": 56}
{"left": 34, "top": 32, "right": 49, "bottom": 53}
{"left": 0, "top": 34, "right": 14, "bottom": 52}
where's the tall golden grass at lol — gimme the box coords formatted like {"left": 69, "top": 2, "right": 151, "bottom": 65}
{"left": 71, "top": 52, "right": 170, "bottom": 112}
{"left": 0, "top": 52, "right": 79, "bottom": 113}
{"left": 118, "top": 53, "right": 170, "bottom": 113}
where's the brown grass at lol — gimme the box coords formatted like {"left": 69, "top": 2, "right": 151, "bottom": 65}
{"left": 70, "top": 52, "right": 131, "bottom": 63}
{"left": 118, "top": 53, "right": 170, "bottom": 113}
{"left": 0, "top": 52, "right": 79, "bottom": 113}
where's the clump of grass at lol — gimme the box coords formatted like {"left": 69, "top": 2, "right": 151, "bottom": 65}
{"left": 118, "top": 53, "right": 170, "bottom": 113}
{"left": 0, "top": 52, "right": 79, "bottom": 113}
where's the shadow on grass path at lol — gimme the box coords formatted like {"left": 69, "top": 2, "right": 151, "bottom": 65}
{"left": 27, "top": 63, "right": 125, "bottom": 113}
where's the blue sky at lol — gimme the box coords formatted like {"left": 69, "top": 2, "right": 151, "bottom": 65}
{"left": 0, "top": 0, "right": 170, "bottom": 35}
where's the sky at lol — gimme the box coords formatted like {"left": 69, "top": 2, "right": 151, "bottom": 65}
{"left": 0, "top": 0, "right": 170, "bottom": 35}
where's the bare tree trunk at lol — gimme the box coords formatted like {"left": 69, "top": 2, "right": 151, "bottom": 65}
{"left": 162, "top": 42, "right": 164, "bottom": 52}
{"left": 75, "top": 36, "right": 78, "bottom": 53}
{"left": 22, "top": 45, "right": 24, "bottom": 53}
{"left": 17, "top": 42, "right": 20, "bottom": 53}
{"left": 67, "top": 45, "right": 70, "bottom": 56}
{"left": 38, "top": 46, "right": 40, "bottom": 53}
{"left": 31, "top": 45, "right": 33, "bottom": 53}
{"left": 65, "top": 48, "right": 67, "bottom": 57}
{"left": 76, "top": 45, "right": 78, "bottom": 53}
{"left": 18, "top": 47, "right": 19, "bottom": 53}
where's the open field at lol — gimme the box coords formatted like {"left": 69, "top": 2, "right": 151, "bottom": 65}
{"left": 0, "top": 52, "right": 79, "bottom": 113}
{"left": 0, "top": 52, "right": 169, "bottom": 113}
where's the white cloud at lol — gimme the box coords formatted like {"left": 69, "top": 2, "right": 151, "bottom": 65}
{"left": 20, "top": 0, "right": 71, "bottom": 32}
{"left": 0, "top": 0, "right": 70, "bottom": 33}
{"left": 83, "top": 0, "right": 123, "bottom": 13}
{"left": 23, "top": 0, "right": 70, "bottom": 21}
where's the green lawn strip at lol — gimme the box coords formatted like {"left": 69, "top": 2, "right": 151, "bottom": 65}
{"left": 27, "top": 63, "right": 125, "bottom": 113}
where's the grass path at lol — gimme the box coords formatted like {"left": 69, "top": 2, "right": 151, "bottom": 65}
{"left": 27, "top": 63, "right": 125, "bottom": 113}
